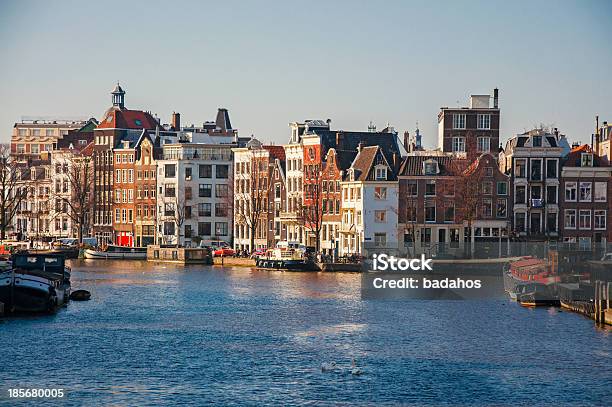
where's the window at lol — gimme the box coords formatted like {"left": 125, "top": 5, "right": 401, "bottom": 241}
{"left": 374, "top": 187, "right": 387, "bottom": 200}
{"left": 165, "top": 164, "right": 176, "bottom": 178}
{"left": 215, "top": 203, "right": 228, "bottom": 217}
{"left": 407, "top": 181, "right": 417, "bottom": 196}
{"left": 163, "top": 222, "right": 175, "bottom": 236}
{"left": 374, "top": 233, "right": 387, "bottom": 247}
{"left": 594, "top": 182, "right": 607, "bottom": 202}
{"left": 444, "top": 202, "right": 454, "bottom": 222}
{"left": 31, "top": 144, "right": 39, "bottom": 154}
{"left": 497, "top": 181, "right": 508, "bottom": 196}
{"left": 406, "top": 205, "right": 417, "bottom": 222}
{"left": 32, "top": 129, "right": 40, "bottom": 137}
{"left": 199, "top": 164, "right": 212, "bottom": 178}
{"left": 579, "top": 182, "right": 592, "bottom": 202}
{"left": 482, "top": 182, "right": 492, "bottom": 195}
{"left": 515, "top": 159, "right": 526, "bottom": 178}
{"left": 164, "top": 203, "right": 175, "bottom": 217}
{"left": 421, "top": 228, "right": 431, "bottom": 245}
{"left": 199, "top": 184, "right": 212, "bottom": 197}
{"left": 546, "top": 159, "right": 557, "bottom": 178}
{"left": 579, "top": 237, "right": 591, "bottom": 251}
{"left": 375, "top": 166, "right": 387, "bottom": 181}
{"left": 185, "top": 167, "right": 192, "bottom": 180}
{"left": 185, "top": 187, "right": 192, "bottom": 200}
{"left": 482, "top": 198, "right": 492, "bottom": 217}
{"left": 374, "top": 210, "right": 386, "bottom": 223}
{"left": 184, "top": 225, "right": 192, "bottom": 238}
{"left": 581, "top": 153, "right": 593, "bottom": 167}
{"left": 452, "top": 114, "right": 466, "bottom": 129}
{"left": 579, "top": 210, "right": 591, "bottom": 229}
{"left": 546, "top": 212, "right": 557, "bottom": 232}
{"left": 425, "top": 181, "right": 436, "bottom": 196}
{"left": 216, "top": 165, "right": 229, "bottom": 179}
{"left": 530, "top": 159, "right": 541, "bottom": 181}
{"left": 452, "top": 137, "right": 465, "bottom": 152}
{"left": 477, "top": 137, "right": 490, "bottom": 152}
{"left": 564, "top": 209, "right": 576, "bottom": 229}
{"left": 516, "top": 213, "right": 526, "bottom": 233}
{"left": 532, "top": 136, "right": 542, "bottom": 147}
{"left": 275, "top": 184, "right": 281, "bottom": 199}
{"left": 546, "top": 185, "right": 557, "bottom": 204}
{"left": 198, "top": 203, "right": 211, "bottom": 217}
{"left": 496, "top": 199, "right": 507, "bottom": 218}
{"left": 165, "top": 184, "right": 176, "bottom": 197}
{"left": 215, "top": 184, "right": 228, "bottom": 198}
{"left": 423, "top": 160, "right": 438, "bottom": 175}
{"left": 215, "top": 222, "right": 228, "bottom": 236}
{"left": 565, "top": 182, "right": 577, "bottom": 202}
{"left": 515, "top": 185, "right": 526, "bottom": 204}
{"left": 594, "top": 210, "right": 606, "bottom": 230}
{"left": 477, "top": 114, "right": 491, "bottom": 130}
{"left": 425, "top": 202, "right": 436, "bottom": 222}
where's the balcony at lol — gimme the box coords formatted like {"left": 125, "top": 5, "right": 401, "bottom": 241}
{"left": 530, "top": 199, "right": 543, "bottom": 208}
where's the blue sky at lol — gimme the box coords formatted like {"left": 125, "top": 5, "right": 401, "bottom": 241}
{"left": 0, "top": 0, "right": 610, "bottom": 147}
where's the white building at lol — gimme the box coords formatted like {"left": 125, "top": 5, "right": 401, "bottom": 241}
{"left": 339, "top": 146, "right": 399, "bottom": 256}
{"left": 156, "top": 133, "right": 234, "bottom": 247}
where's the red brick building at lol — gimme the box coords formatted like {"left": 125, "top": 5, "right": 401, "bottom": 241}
{"left": 560, "top": 144, "right": 612, "bottom": 250}
{"left": 93, "top": 83, "right": 159, "bottom": 244}
{"left": 438, "top": 89, "right": 500, "bottom": 161}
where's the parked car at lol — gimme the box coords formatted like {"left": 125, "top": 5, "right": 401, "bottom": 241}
{"left": 250, "top": 248, "right": 266, "bottom": 259}
{"left": 213, "top": 247, "right": 235, "bottom": 257}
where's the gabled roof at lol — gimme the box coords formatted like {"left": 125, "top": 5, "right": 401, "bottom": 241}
{"left": 263, "top": 145, "right": 286, "bottom": 162}
{"left": 96, "top": 107, "right": 159, "bottom": 130}
{"left": 398, "top": 154, "right": 465, "bottom": 176}
{"left": 310, "top": 129, "right": 402, "bottom": 162}
{"left": 562, "top": 144, "right": 608, "bottom": 168}
{"left": 56, "top": 131, "right": 94, "bottom": 151}
{"left": 348, "top": 146, "right": 397, "bottom": 182}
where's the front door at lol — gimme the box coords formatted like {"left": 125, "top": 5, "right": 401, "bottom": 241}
{"left": 438, "top": 229, "right": 446, "bottom": 253}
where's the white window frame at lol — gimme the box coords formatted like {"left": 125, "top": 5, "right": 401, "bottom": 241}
{"left": 477, "top": 136, "right": 491, "bottom": 152}
{"left": 594, "top": 182, "right": 607, "bottom": 202}
{"left": 452, "top": 114, "right": 466, "bottom": 129}
{"left": 477, "top": 114, "right": 491, "bottom": 130}
{"left": 579, "top": 182, "right": 592, "bottom": 202}
{"left": 452, "top": 137, "right": 465, "bottom": 152}
{"left": 578, "top": 209, "right": 591, "bottom": 230}
{"left": 565, "top": 182, "right": 577, "bottom": 202}
{"left": 374, "top": 210, "right": 387, "bottom": 223}
{"left": 374, "top": 187, "right": 387, "bottom": 200}
{"left": 564, "top": 209, "right": 576, "bottom": 229}
{"left": 594, "top": 210, "right": 606, "bottom": 230}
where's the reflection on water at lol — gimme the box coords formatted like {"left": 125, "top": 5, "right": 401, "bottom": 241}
{"left": 0, "top": 260, "right": 610, "bottom": 406}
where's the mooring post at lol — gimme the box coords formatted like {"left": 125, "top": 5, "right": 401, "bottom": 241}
{"left": 594, "top": 281, "right": 600, "bottom": 323}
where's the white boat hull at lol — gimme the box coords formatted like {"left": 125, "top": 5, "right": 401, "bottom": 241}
{"left": 84, "top": 249, "right": 147, "bottom": 260}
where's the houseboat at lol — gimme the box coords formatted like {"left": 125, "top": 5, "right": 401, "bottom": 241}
{"left": 255, "top": 242, "right": 318, "bottom": 271}
{"left": 0, "top": 253, "right": 71, "bottom": 314}
{"left": 84, "top": 245, "right": 147, "bottom": 260}
{"left": 504, "top": 256, "right": 559, "bottom": 301}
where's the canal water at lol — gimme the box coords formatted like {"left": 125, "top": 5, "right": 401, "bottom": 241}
{"left": 1, "top": 260, "right": 610, "bottom": 406}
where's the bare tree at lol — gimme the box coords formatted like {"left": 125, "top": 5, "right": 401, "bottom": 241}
{"left": 455, "top": 164, "right": 484, "bottom": 258}
{"left": 299, "top": 170, "right": 325, "bottom": 253}
{"left": 403, "top": 194, "right": 419, "bottom": 257}
{"left": 0, "top": 145, "right": 26, "bottom": 240}
{"left": 51, "top": 154, "right": 94, "bottom": 244}
{"left": 167, "top": 195, "right": 187, "bottom": 247}
{"left": 234, "top": 153, "right": 270, "bottom": 252}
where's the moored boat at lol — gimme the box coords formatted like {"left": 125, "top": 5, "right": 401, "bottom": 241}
{"left": 84, "top": 245, "right": 147, "bottom": 260}
{"left": 255, "top": 244, "right": 317, "bottom": 271}
{"left": 0, "top": 253, "right": 71, "bottom": 314}
{"left": 504, "top": 257, "right": 559, "bottom": 300}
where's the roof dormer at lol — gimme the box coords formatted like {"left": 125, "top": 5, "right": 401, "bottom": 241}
{"left": 423, "top": 159, "right": 439, "bottom": 175}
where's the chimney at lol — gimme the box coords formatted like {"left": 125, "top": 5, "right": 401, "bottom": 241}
{"left": 336, "top": 131, "right": 344, "bottom": 149}
{"left": 403, "top": 131, "right": 410, "bottom": 152}
{"left": 357, "top": 141, "right": 363, "bottom": 152}
{"left": 554, "top": 128, "right": 559, "bottom": 137}
{"left": 171, "top": 112, "right": 181, "bottom": 131}
{"left": 493, "top": 88, "right": 499, "bottom": 108}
